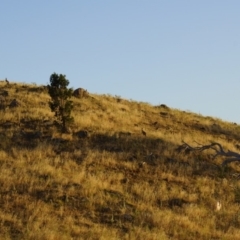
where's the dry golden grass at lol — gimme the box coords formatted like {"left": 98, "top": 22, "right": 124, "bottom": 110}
{"left": 1, "top": 80, "right": 240, "bottom": 239}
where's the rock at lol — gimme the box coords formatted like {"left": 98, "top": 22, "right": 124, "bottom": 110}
{"left": 75, "top": 130, "right": 88, "bottom": 138}
{"left": 157, "top": 104, "right": 170, "bottom": 110}
{"left": 167, "top": 198, "right": 188, "bottom": 208}
{"left": 159, "top": 104, "right": 169, "bottom": 109}
{"left": 9, "top": 99, "right": 21, "bottom": 108}
{"left": 73, "top": 88, "right": 88, "bottom": 99}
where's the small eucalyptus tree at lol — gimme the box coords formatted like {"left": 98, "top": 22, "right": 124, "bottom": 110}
{"left": 47, "top": 73, "right": 74, "bottom": 133}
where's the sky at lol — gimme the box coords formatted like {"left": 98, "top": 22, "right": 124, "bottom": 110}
{"left": 1, "top": 1, "right": 240, "bottom": 123}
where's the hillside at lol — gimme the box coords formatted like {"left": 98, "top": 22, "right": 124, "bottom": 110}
{"left": 1, "top": 80, "right": 240, "bottom": 240}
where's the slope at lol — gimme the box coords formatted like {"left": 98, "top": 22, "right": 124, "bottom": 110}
{"left": 0, "top": 80, "right": 240, "bottom": 239}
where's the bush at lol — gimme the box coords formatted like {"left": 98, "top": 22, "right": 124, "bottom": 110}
{"left": 47, "top": 73, "right": 74, "bottom": 133}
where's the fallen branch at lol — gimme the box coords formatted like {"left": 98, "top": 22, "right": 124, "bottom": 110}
{"left": 179, "top": 141, "right": 240, "bottom": 166}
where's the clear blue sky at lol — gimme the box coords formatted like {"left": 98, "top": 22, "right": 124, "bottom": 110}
{"left": 1, "top": 1, "right": 240, "bottom": 123}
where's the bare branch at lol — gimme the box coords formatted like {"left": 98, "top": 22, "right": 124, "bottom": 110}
{"left": 180, "top": 141, "right": 240, "bottom": 166}
{"left": 222, "top": 158, "right": 240, "bottom": 166}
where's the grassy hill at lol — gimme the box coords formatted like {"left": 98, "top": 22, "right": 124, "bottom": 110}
{"left": 1, "top": 80, "right": 240, "bottom": 239}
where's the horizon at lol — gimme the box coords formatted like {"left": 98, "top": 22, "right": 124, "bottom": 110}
{"left": 1, "top": 1, "right": 240, "bottom": 123}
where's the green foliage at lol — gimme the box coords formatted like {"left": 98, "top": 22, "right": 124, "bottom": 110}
{"left": 47, "top": 73, "right": 74, "bottom": 132}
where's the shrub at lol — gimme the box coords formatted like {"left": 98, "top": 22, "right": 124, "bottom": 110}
{"left": 47, "top": 73, "right": 74, "bottom": 133}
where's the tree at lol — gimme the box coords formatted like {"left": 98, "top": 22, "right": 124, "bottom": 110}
{"left": 47, "top": 73, "right": 74, "bottom": 133}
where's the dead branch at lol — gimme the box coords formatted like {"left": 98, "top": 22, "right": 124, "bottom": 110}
{"left": 179, "top": 141, "right": 240, "bottom": 166}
